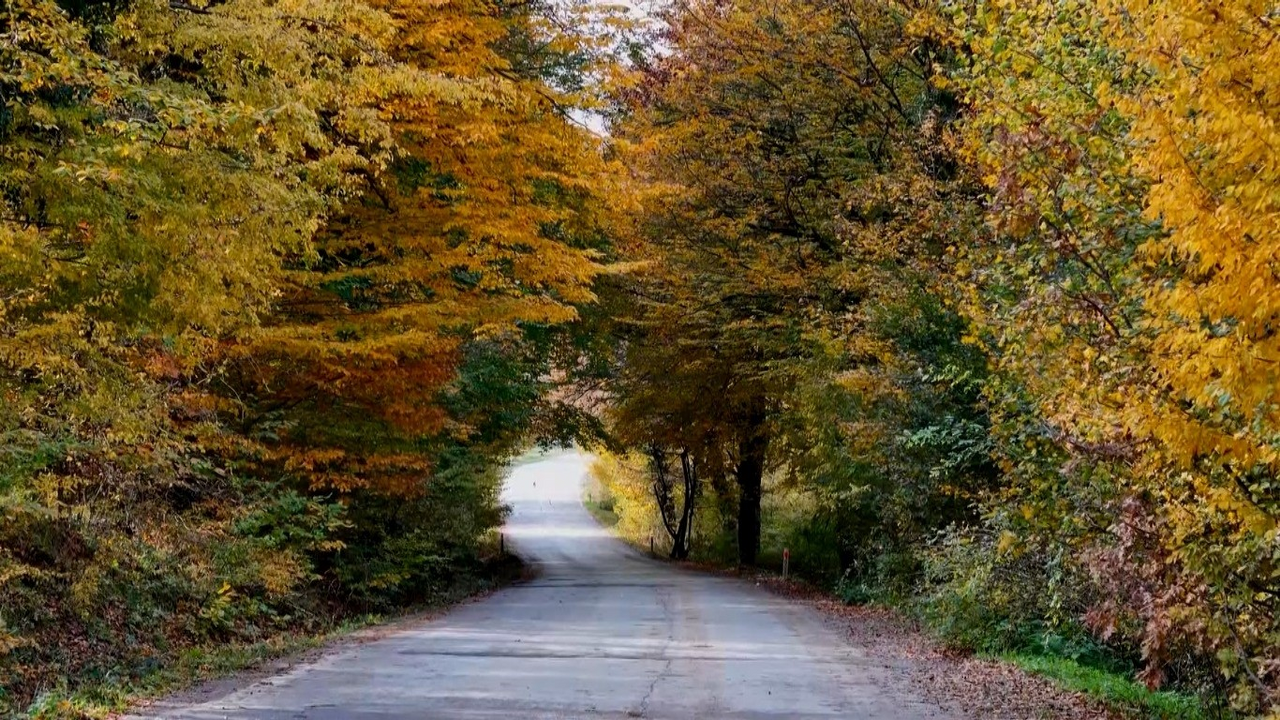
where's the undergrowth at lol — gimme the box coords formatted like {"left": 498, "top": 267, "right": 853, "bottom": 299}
{"left": 16, "top": 555, "right": 523, "bottom": 720}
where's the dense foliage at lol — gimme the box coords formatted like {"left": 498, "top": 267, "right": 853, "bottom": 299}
{"left": 0, "top": 0, "right": 616, "bottom": 712}
{"left": 592, "top": 0, "right": 1280, "bottom": 715}
{"left": 5, "top": 0, "right": 1280, "bottom": 715}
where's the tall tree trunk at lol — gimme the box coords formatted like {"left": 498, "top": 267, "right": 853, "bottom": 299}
{"left": 669, "top": 449, "right": 698, "bottom": 560}
{"left": 652, "top": 445, "right": 698, "bottom": 560}
{"left": 734, "top": 406, "right": 768, "bottom": 566}
{"left": 670, "top": 500, "right": 691, "bottom": 560}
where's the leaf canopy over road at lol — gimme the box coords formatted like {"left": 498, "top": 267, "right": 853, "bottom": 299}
{"left": 3, "top": 0, "right": 1279, "bottom": 715}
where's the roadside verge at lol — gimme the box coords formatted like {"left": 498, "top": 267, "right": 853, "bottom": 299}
{"left": 21, "top": 555, "right": 529, "bottom": 720}
{"left": 577, "top": 485, "right": 1208, "bottom": 720}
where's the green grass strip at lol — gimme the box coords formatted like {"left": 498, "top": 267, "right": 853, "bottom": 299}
{"left": 998, "top": 652, "right": 1212, "bottom": 720}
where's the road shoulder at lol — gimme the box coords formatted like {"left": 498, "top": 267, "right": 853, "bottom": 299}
{"left": 110, "top": 558, "right": 531, "bottom": 720}
{"left": 689, "top": 566, "right": 1123, "bottom": 720}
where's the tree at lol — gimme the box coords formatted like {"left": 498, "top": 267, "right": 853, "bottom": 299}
{"left": 0, "top": 0, "right": 620, "bottom": 708}
{"left": 606, "top": 0, "right": 968, "bottom": 565}
{"left": 953, "top": 0, "right": 1280, "bottom": 705}
{"left": 648, "top": 446, "right": 699, "bottom": 559}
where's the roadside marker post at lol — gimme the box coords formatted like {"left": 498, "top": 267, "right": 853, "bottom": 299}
{"left": 782, "top": 548, "right": 790, "bottom": 580}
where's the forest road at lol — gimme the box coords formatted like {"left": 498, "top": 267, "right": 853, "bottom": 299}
{"left": 130, "top": 451, "right": 950, "bottom": 719}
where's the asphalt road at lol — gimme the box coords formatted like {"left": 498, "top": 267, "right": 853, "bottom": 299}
{"left": 133, "top": 451, "right": 949, "bottom": 719}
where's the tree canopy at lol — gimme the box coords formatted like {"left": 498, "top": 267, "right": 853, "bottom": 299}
{"left": 587, "top": 0, "right": 1280, "bottom": 713}
{"left": 1, "top": 0, "right": 618, "bottom": 710}
{"left": 4, "top": 0, "right": 1280, "bottom": 715}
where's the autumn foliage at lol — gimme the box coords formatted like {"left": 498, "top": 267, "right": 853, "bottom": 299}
{"left": 5, "top": 0, "right": 1280, "bottom": 715}
{"left": 590, "top": 0, "right": 1280, "bottom": 714}
{"left": 1, "top": 0, "right": 614, "bottom": 712}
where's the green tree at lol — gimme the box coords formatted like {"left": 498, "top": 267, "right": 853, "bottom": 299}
{"left": 606, "top": 0, "right": 976, "bottom": 566}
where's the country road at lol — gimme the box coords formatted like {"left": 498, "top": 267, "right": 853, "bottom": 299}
{"left": 132, "top": 451, "right": 950, "bottom": 719}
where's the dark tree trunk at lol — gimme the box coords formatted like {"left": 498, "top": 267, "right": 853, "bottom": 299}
{"left": 734, "top": 407, "right": 769, "bottom": 566}
{"left": 651, "top": 445, "right": 698, "bottom": 561}
{"left": 668, "top": 450, "right": 698, "bottom": 560}
{"left": 670, "top": 504, "right": 691, "bottom": 560}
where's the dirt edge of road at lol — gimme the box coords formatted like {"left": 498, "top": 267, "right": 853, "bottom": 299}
{"left": 587, "top": 491, "right": 1124, "bottom": 719}
{"left": 683, "top": 564, "right": 1122, "bottom": 720}
{"left": 113, "top": 555, "right": 537, "bottom": 719}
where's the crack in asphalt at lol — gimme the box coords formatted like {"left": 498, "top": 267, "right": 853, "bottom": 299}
{"left": 629, "top": 584, "right": 676, "bottom": 718}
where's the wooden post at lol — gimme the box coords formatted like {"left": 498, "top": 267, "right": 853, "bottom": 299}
{"left": 650, "top": 535, "right": 655, "bottom": 557}
{"left": 500, "top": 533, "right": 505, "bottom": 555}
{"left": 782, "top": 548, "right": 790, "bottom": 580}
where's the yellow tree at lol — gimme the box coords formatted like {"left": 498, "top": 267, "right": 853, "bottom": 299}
{"left": 954, "top": 0, "right": 1280, "bottom": 707}
{"left": 221, "top": 0, "right": 617, "bottom": 496}
{"left": 0, "top": 0, "right": 620, "bottom": 706}
{"left": 1116, "top": 0, "right": 1280, "bottom": 707}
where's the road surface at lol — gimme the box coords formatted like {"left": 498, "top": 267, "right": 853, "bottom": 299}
{"left": 133, "top": 451, "right": 949, "bottom": 719}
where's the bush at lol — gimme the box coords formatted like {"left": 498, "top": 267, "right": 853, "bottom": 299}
{"left": 917, "top": 527, "right": 1099, "bottom": 657}
{"left": 0, "top": 446, "right": 509, "bottom": 715}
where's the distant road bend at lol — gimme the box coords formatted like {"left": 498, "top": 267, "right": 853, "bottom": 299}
{"left": 133, "top": 451, "right": 950, "bottom": 719}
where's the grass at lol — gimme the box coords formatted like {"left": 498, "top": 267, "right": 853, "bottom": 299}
{"left": 998, "top": 652, "right": 1213, "bottom": 720}
{"left": 583, "top": 498, "right": 619, "bottom": 528}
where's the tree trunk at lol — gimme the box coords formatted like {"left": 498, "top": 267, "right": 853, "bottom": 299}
{"left": 734, "top": 408, "right": 768, "bottom": 566}
{"left": 652, "top": 445, "right": 698, "bottom": 560}
{"left": 668, "top": 450, "right": 698, "bottom": 560}
{"left": 670, "top": 502, "right": 691, "bottom": 560}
